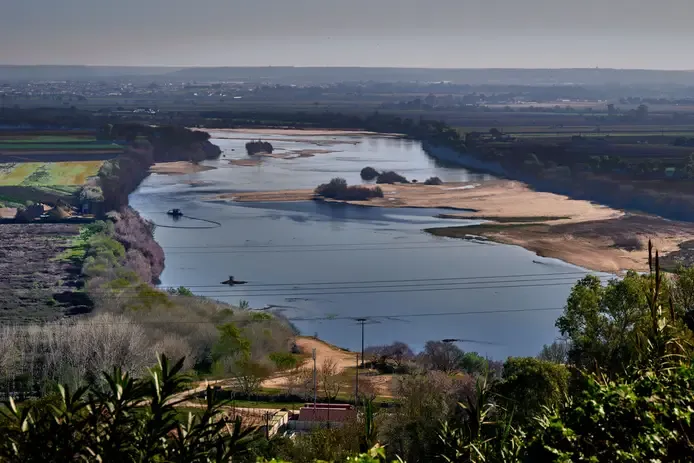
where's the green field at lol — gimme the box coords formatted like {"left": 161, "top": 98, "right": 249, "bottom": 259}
{"left": 0, "top": 161, "right": 104, "bottom": 187}
{"left": 0, "top": 136, "right": 97, "bottom": 143}
{"left": 0, "top": 143, "right": 120, "bottom": 150}
{"left": 455, "top": 125, "right": 694, "bottom": 137}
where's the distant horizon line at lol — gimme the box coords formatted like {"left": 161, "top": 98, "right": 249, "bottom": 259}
{"left": 1, "top": 64, "right": 693, "bottom": 72}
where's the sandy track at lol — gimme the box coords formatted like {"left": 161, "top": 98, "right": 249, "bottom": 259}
{"left": 262, "top": 337, "right": 395, "bottom": 397}
{"left": 263, "top": 337, "right": 357, "bottom": 390}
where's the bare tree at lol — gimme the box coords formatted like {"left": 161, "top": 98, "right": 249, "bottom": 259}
{"left": 537, "top": 340, "right": 571, "bottom": 364}
{"left": 152, "top": 333, "right": 196, "bottom": 371}
{"left": 0, "top": 314, "right": 153, "bottom": 394}
{"left": 356, "top": 377, "right": 378, "bottom": 403}
{"left": 417, "top": 341, "right": 463, "bottom": 373}
{"left": 320, "top": 358, "right": 343, "bottom": 401}
{"left": 286, "top": 366, "right": 314, "bottom": 401}
{"left": 232, "top": 359, "right": 272, "bottom": 396}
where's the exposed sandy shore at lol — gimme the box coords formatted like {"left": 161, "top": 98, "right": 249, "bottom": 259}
{"left": 0, "top": 207, "right": 17, "bottom": 219}
{"left": 292, "top": 149, "right": 336, "bottom": 157}
{"left": 149, "top": 161, "right": 216, "bottom": 175}
{"left": 200, "top": 128, "right": 397, "bottom": 137}
{"left": 210, "top": 181, "right": 620, "bottom": 222}
{"left": 227, "top": 149, "right": 338, "bottom": 167}
{"left": 229, "top": 158, "right": 263, "bottom": 167}
{"left": 427, "top": 216, "right": 694, "bottom": 273}
{"left": 205, "top": 180, "right": 694, "bottom": 272}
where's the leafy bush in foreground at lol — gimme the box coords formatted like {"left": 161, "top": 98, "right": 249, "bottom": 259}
{"left": 0, "top": 355, "right": 261, "bottom": 463}
{"left": 523, "top": 362, "right": 694, "bottom": 462}
{"left": 315, "top": 178, "right": 384, "bottom": 201}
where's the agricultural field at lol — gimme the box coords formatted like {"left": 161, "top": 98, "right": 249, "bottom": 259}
{"left": 0, "top": 130, "right": 122, "bottom": 206}
{"left": 0, "top": 130, "right": 123, "bottom": 163}
{"left": 0, "top": 143, "right": 121, "bottom": 150}
{"left": 455, "top": 124, "right": 694, "bottom": 137}
{"left": 0, "top": 161, "right": 104, "bottom": 187}
{"left": 0, "top": 223, "right": 87, "bottom": 322}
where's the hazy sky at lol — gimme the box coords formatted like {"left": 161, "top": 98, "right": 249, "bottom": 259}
{"left": 2, "top": 0, "right": 692, "bottom": 69}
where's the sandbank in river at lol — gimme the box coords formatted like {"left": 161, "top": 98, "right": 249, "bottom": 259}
{"left": 150, "top": 161, "right": 216, "bottom": 175}
{"left": 206, "top": 180, "right": 694, "bottom": 273}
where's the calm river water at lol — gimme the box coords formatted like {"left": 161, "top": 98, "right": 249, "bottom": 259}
{"left": 130, "top": 132, "right": 596, "bottom": 358}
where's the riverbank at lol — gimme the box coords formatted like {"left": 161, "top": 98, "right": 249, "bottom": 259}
{"left": 198, "top": 128, "right": 398, "bottom": 137}
{"left": 150, "top": 161, "right": 216, "bottom": 175}
{"left": 206, "top": 180, "right": 694, "bottom": 273}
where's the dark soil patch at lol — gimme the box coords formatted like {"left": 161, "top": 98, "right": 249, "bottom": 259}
{"left": 0, "top": 223, "right": 87, "bottom": 322}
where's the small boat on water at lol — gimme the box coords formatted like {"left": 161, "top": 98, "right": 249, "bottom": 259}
{"left": 167, "top": 208, "right": 183, "bottom": 217}
{"left": 221, "top": 275, "right": 248, "bottom": 286}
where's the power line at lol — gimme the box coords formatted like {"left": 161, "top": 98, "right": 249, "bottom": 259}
{"left": 0, "top": 306, "right": 567, "bottom": 326}
{"left": 9, "top": 277, "right": 610, "bottom": 299}
{"left": 162, "top": 244, "right": 490, "bottom": 254}
{"left": 158, "top": 240, "right": 475, "bottom": 250}
{"left": 7, "top": 273, "right": 608, "bottom": 293}
{"left": 171, "top": 281, "right": 599, "bottom": 297}
{"left": 156, "top": 271, "right": 599, "bottom": 289}
{"left": 157, "top": 276, "right": 604, "bottom": 295}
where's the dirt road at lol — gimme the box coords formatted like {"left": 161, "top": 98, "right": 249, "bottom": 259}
{"left": 263, "top": 337, "right": 358, "bottom": 390}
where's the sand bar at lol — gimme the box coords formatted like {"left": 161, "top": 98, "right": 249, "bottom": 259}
{"left": 229, "top": 158, "right": 263, "bottom": 167}
{"left": 197, "top": 128, "right": 400, "bottom": 137}
{"left": 150, "top": 161, "right": 216, "bottom": 175}
{"left": 205, "top": 180, "right": 694, "bottom": 272}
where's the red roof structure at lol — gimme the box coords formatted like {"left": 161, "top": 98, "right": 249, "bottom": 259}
{"left": 297, "top": 403, "right": 356, "bottom": 423}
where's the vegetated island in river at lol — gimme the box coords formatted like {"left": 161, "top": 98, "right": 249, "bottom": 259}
{"left": 207, "top": 178, "right": 694, "bottom": 274}
{"left": 245, "top": 140, "right": 274, "bottom": 155}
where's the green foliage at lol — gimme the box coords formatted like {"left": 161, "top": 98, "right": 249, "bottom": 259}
{"left": 524, "top": 362, "right": 694, "bottom": 462}
{"left": 250, "top": 312, "right": 274, "bottom": 322}
{"left": 0, "top": 355, "right": 262, "bottom": 462}
{"left": 360, "top": 399, "right": 378, "bottom": 452}
{"left": 125, "top": 283, "right": 172, "bottom": 311}
{"left": 458, "top": 352, "right": 488, "bottom": 375}
{"left": 167, "top": 286, "right": 194, "bottom": 296}
{"left": 495, "top": 357, "right": 569, "bottom": 425}
{"left": 556, "top": 272, "right": 654, "bottom": 375}
{"left": 212, "top": 323, "right": 251, "bottom": 362}
{"left": 438, "top": 372, "right": 522, "bottom": 463}
{"left": 268, "top": 424, "right": 363, "bottom": 463}
{"left": 81, "top": 231, "right": 127, "bottom": 278}
{"left": 269, "top": 352, "right": 301, "bottom": 371}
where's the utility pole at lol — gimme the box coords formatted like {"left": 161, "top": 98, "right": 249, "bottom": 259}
{"left": 356, "top": 318, "right": 366, "bottom": 368}
{"left": 312, "top": 348, "right": 317, "bottom": 410}
{"left": 355, "top": 353, "right": 359, "bottom": 406}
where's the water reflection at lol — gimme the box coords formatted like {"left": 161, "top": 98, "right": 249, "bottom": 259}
{"left": 129, "top": 132, "right": 590, "bottom": 358}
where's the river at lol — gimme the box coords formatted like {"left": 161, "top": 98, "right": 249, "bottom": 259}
{"left": 129, "top": 131, "right": 596, "bottom": 358}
